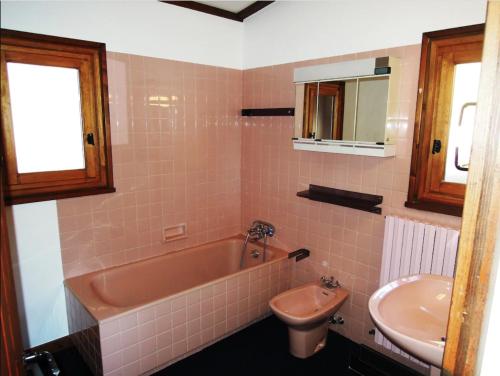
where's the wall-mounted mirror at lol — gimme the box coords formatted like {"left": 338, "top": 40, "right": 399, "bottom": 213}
{"left": 299, "top": 77, "right": 389, "bottom": 142}
{"left": 292, "top": 57, "right": 399, "bottom": 157}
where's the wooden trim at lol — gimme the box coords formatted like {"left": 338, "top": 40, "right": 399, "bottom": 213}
{"left": 404, "top": 200, "right": 462, "bottom": 217}
{"left": 161, "top": 1, "right": 274, "bottom": 22}
{"left": 0, "top": 29, "right": 105, "bottom": 50}
{"left": 5, "top": 187, "right": 116, "bottom": 206}
{"left": 443, "top": 3, "right": 500, "bottom": 375}
{"left": 406, "top": 23, "right": 485, "bottom": 217}
{"left": 237, "top": 1, "right": 274, "bottom": 20}
{"left": 0, "top": 142, "right": 24, "bottom": 376}
{"left": 0, "top": 29, "right": 115, "bottom": 204}
{"left": 303, "top": 82, "right": 317, "bottom": 138}
{"left": 161, "top": 1, "right": 241, "bottom": 21}
{"left": 421, "top": 23, "right": 485, "bottom": 40}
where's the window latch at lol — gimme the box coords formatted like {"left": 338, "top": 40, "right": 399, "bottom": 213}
{"left": 454, "top": 146, "right": 469, "bottom": 171}
{"left": 86, "top": 133, "right": 95, "bottom": 145}
{"left": 432, "top": 139, "right": 441, "bottom": 154}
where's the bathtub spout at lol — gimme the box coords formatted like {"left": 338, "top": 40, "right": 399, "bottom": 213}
{"left": 240, "top": 220, "right": 275, "bottom": 268}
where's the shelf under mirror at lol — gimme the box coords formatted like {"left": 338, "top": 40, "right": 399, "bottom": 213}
{"left": 297, "top": 184, "right": 383, "bottom": 214}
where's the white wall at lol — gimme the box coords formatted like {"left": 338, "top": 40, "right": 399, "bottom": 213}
{"left": 6, "top": 202, "right": 68, "bottom": 349}
{"left": 0, "top": 0, "right": 243, "bottom": 69}
{"left": 243, "top": 0, "right": 487, "bottom": 68}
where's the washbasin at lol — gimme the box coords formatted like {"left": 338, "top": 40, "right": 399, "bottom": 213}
{"left": 368, "top": 274, "right": 453, "bottom": 367}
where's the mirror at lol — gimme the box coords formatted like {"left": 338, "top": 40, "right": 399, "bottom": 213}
{"left": 296, "top": 76, "right": 389, "bottom": 143}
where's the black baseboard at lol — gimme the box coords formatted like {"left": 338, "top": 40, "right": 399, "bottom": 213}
{"left": 349, "top": 344, "right": 424, "bottom": 376}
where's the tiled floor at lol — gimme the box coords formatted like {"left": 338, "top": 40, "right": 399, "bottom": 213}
{"left": 52, "top": 316, "right": 422, "bottom": 376}
{"left": 156, "top": 316, "right": 356, "bottom": 376}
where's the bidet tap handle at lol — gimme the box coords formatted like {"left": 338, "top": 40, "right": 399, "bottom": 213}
{"left": 320, "top": 276, "right": 340, "bottom": 288}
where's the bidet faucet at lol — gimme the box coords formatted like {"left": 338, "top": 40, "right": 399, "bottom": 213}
{"left": 321, "top": 276, "right": 341, "bottom": 289}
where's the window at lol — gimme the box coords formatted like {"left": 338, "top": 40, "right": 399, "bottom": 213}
{"left": 405, "top": 24, "right": 484, "bottom": 216}
{"left": 1, "top": 29, "right": 114, "bottom": 204}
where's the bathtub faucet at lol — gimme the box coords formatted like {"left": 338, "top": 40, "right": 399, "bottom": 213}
{"left": 240, "top": 220, "right": 276, "bottom": 268}
{"left": 248, "top": 220, "right": 275, "bottom": 240}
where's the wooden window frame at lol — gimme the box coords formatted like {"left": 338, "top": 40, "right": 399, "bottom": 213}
{"left": 0, "top": 29, "right": 115, "bottom": 204}
{"left": 405, "top": 24, "right": 485, "bottom": 217}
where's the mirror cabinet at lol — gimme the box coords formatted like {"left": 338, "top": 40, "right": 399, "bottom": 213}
{"left": 293, "top": 57, "right": 400, "bottom": 157}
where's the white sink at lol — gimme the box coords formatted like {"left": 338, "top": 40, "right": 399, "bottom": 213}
{"left": 369, "top": 274, "right": 453, "bottom": 367}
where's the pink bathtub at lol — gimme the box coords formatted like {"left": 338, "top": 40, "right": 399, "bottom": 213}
{"left": 64, "top": 236, "right": 292, "bottom": 375}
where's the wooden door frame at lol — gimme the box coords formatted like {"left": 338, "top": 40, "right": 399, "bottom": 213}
{"left": 1, "top": 142, "right": 24, "bottom": 374}
{"left": 443, "top": 1, "right": 500, "bottom": 375}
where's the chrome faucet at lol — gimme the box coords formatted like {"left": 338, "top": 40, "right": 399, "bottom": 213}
{"left": 321, "top": 276, "right": 341, "bottom": 289}
{"left": 240, "top": 220, "right": 276, "bottom": 268}
{"left": 247, "top": 220, "right": 275, "bottom": 240}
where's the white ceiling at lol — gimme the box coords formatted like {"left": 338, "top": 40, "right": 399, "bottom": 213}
{"left": 197, "top": 1, "right": 255, "bottom": 13}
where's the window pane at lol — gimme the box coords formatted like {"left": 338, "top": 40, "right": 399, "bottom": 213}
{"left": 444, "top": 62, "right": 481, "bottom": 184}
{"left": 7, "top": 62, "right": 85, "bottom": 173}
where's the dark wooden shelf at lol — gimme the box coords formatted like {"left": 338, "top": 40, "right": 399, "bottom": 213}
{"left": 241, "top": 108, "right": 295, "bottom": 116}
{"left": 297, "top": 184, "right": 383, "bottom": 214}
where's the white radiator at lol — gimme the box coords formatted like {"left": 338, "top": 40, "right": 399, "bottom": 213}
{"left": 375, "top": 215, "right": 460, "bottom": 365}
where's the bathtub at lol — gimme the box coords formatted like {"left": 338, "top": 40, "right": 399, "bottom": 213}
{"left": 64, "top": 235, "right": 292, "bottom": 375}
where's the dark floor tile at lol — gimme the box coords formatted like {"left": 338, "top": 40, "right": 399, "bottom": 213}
{"left": 52, "top": 347, "right": 92, "bottom": 376}
{"left": 155, "top": 316, "right": 356, "bottom": 376}
{"left": 51, "top": 316, "right": 421, "bottom": 376}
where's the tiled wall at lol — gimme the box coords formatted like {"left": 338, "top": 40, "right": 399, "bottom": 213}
{"left": 66, "top": 257, "right": 291, "bottom": 375}
{"left": 59, "top": 45, "right": 462, "bottom": 371}
{"left": 66, "top": 289, "right": 102, "bottom": 375}
{"left": 57, "top": 52, "right": 243, "bottom": 278}
{"left": 240, "top": 45, "right": 462, "bottom": 353}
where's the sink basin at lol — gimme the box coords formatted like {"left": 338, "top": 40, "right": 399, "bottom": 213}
{"left": 368, "top": 274, "right": 453, "bottom": 367}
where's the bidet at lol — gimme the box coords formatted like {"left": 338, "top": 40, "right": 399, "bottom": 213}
{"left": 269, "top": 280, "right": 349, "bottom": 358}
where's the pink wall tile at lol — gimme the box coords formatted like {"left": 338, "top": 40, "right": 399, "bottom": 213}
{"left": 58, "top": 52, "right": 243, "bottom": 278}
{"left": 240, "top": 45, "right": 462, "bottom": 350}
{"left": 64, "top": 45, "right": 463, "bottom": 373}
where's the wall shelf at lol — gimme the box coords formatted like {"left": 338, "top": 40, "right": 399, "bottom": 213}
{"left": 241, "top": 108, "right": 295, "bottom": 116}
{"left": 297, "top": 184, "right": 383, "bottom": 214}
